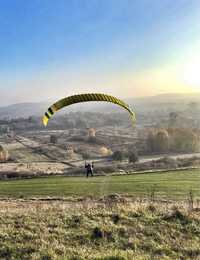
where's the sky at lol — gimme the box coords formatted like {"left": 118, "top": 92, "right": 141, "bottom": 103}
{"left": 0, "top": 0, "right": 200, "bottom": 105}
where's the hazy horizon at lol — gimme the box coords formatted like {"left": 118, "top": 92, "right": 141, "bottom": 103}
{"left": 1, "top": 91, "right": 200, "bottom": 109}
{"left": 1, "top": 1, "right": 200, "bottom": 105}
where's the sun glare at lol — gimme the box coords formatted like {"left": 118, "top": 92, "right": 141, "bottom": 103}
{"left": 182, "top": 57, "right": 200, "bottom": 88}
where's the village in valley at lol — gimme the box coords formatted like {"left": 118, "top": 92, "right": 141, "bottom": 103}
{"left": 1, "top": 94, "right": 200, "bottom": 179}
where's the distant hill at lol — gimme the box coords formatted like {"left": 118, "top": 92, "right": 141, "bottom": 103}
{"left": 128, "top": 93, "right": 200, "bottom": 113}
{"left": 0, "top": 93, "right": 200, "bottom": 119}
{"left": 131, "top": 93, "right": 200, "bottom": 104}
{"left": 0, "top": 102, "right": 49, "bottom": 119}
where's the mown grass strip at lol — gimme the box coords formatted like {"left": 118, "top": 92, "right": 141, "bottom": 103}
{"left": 0, "top": 169, "right": 200, "bottom": 198}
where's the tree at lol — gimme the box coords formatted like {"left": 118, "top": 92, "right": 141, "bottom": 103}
{"left": 112, "top": 151, "right": 124, "bottom": 161}
{"left": 128, "top": 150, "right": 138, "bottom": 163}
{"left": 171, "top": 129, "right": 199, "bottom": 152}
{"left": 146, "top": 129, "right": 156, "bottom": 153}
{"left": 154, "top": 129, "right": 170, "bottom": 153}
{"left": 50, "top": 135, "right": 57, "bottom": 144}
{"left": 168, "top": 112, "right": 179, "bottom": 128}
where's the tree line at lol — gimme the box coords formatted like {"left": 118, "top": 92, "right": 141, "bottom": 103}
{"left": 146, "top": 128, "right": 200, "bottom": 153}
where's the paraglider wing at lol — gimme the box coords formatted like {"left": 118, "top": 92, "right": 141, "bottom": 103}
{"left": 42, "top": 93, "right": 135, "bottom": 126}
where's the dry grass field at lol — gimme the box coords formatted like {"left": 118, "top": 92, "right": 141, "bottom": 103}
{"left": 0, "top": 197, "right": 200, "bottom": 259}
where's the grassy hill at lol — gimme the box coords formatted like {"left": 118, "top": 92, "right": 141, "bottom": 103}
{"left": 1, "top": 169, "right": 200, "bottom": 259}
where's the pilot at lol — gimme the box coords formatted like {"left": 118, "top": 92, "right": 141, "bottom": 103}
{"left": 85, "top": 161, "right": 94, "bottom": 177}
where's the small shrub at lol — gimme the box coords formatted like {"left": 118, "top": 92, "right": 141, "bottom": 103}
{"left": 0, "top": 246, "right": 13, "bottom": 258}
{"left": 147, "top": 204, "right": 156, "bottom": 212}
{"left": 148, "top": 185, "right": 157, "bottom": 203}
{"left": 163, "top": 209, "right": 189, "bottom": 224}
{"left": 92, "top": 227, "right": 103, "bottom": 239}
{"left": 19, "top": 193, "right": 25, "bottom": 199}
{"left": 118, "top": 227, "right": 127, "bottom": 237}
{"left": 70, "top": 215, "right": 81, "bottom": 227}
{"left": 187, "top": 190, "right": 194, "bottom": 212}
{"left": 111, "top": 214, "right": 120, "bottom": 224}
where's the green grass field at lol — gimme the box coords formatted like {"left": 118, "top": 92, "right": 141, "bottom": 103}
{"left": 1, "top": 169, "right": 200, "bottom": 198}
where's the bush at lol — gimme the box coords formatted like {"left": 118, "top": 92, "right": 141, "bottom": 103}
{"left": 87, "top": 136, "right": 97, "bottom": 143}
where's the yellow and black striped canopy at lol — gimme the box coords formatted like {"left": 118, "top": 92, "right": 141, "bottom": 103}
{"left": 42, "top": 93, "right": 135, "bottom": 126}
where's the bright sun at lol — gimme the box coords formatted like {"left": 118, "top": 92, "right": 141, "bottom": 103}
{"left": 182, "top": 57, "right": 200, "bottom": 88}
